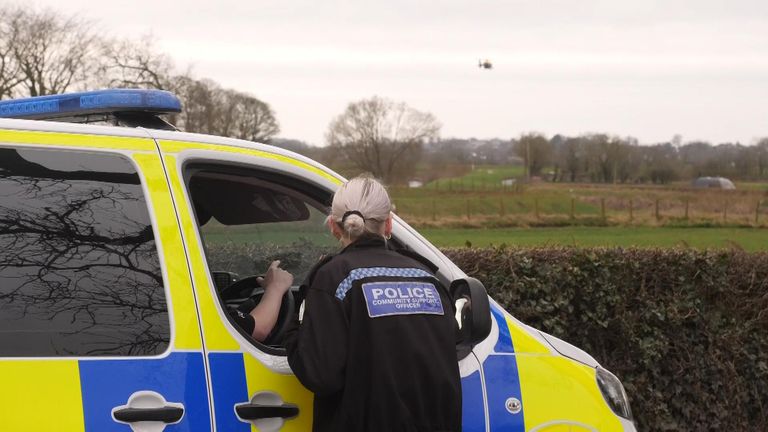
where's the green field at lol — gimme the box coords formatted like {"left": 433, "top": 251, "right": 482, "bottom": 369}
{"left": 425, "top": 165, "right": 524, "bottom": 189}
{"left": 200, "top": 222, "right": 768, "bottom": 251}
{"left": 392, "top": 165, "right": 768, "bottom": 227}
{"left": 420, "top": 226, "right": 768, "bottom": 251}
{"left": 197, "top": 164, "right": 768, "bottom": 251}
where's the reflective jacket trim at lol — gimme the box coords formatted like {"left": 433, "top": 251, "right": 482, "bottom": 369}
{"left": 334, "top": 267, "right": 436, "bottom": 300}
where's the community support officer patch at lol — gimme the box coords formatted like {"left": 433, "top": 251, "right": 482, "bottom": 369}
{"left": 362, "top": 281, "right": 444, "bottom": 318}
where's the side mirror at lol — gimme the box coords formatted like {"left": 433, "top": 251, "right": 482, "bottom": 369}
{"left": 449, "top": 277, "right": 492, "bottom": 359}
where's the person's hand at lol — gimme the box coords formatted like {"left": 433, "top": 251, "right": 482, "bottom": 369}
{"left": 249, "top": 261, "right": 294, "bottom": 342}
{"left": 258, "top": 260, "right": 293, "bottom": 296}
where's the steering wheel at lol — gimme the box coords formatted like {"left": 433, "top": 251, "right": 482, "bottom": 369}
{"left": 222, "top": 275, "right": 295, "bottom": 346}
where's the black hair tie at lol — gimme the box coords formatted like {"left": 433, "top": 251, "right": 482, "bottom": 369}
{"left": 341, "top": 210, "right": 365, "bottom": 224}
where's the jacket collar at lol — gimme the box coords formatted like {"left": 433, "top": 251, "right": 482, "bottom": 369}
{"left": 340, "top": 233, "right": 387, "bottom": 254}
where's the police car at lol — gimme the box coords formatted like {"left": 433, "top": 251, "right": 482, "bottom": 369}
{"left": 0, "top": 89, "right": 635, "bottom": 432}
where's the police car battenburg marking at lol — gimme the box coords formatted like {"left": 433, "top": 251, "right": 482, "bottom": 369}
{"left": 335, "top": 267, "right": 435, "bottom": 300}
{"left": 362, "top": 281, "right": 444, "bottom": 318}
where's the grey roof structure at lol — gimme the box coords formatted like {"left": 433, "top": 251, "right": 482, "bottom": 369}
{"left": 692, "top": 176, "right": 736, "bottom": 190}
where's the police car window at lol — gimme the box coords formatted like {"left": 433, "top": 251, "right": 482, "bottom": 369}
{"left": 187, "top": 167, "right": 338, "bottom": 290}
{"left": 0, "top": 147, "right": 169, "bottom": 357}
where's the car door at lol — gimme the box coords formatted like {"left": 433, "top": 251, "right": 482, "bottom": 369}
{"left": 156, "top": 135, "right": 490, "bottom": 431}
{"left": 156, "top": 138, "right": 334, "bottom": 431}
{"left": 0, "top": 127, "right": 211, "bottom": 431}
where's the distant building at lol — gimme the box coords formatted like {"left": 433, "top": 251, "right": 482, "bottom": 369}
{"left": 692, "top": 176, "right": 736, "bottom": 190}
{"left": 408, "top": 180, "right": 424, "bottom": 188}
{"left": 501, "top": 178, "right": 516, "bottom": 187}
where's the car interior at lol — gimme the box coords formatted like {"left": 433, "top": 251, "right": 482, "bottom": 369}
{"left": 186, "top": 165, "right": 354, "bottom": 349}
{"left": 184, "top": 164, "right": 452, "bottom": 351}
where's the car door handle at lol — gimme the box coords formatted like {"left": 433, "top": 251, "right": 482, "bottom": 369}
{"left": 113, "top": 406, "right": 185, "bottom": 423}
{"left": 235, "top": 403, "right": 299, "bottom": 420}
{"left": 111, "top": 391, "right": 186, "bottom": 427}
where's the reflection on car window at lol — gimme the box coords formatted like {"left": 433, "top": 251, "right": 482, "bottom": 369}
{"left": 0, "top": 147, "right": 168, "bottom": 357}
{"left": 188, "top": 169, "right": 338, "bottom": 289}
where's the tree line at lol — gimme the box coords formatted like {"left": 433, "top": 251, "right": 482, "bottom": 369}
{"left": 514, "top": 133, "right": 768, "bottom": 184}
{"left": 310, "top": 132, "right": 768, "bottom": 185}
{"left": 0, "top": 5, "right": 279, "bottom": 142}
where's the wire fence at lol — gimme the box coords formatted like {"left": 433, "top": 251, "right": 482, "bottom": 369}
{"left": 392, "top": 193, "right": 767, "bottom": 227}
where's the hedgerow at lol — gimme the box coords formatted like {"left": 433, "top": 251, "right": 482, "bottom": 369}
{"left": 207, "top": 242, "right": 768, "bottom": 430}
{"left": 445, "top": 247, "right": 768, "bottom": 431}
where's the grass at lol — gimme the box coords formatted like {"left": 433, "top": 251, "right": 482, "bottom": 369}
{"left": 201, "top": 230, "right": 334, "bottom": 246}
{"left": 199, "top": 216, "right": 768, "bottom": 251}
{"left": 420, "top": 226, "right": 768, "bottom": 251}
{"left": 196, "top": 165, "right": 768, "bottom": 251}
{"left": 199, "top": 215, "right": 337, "bottom": 246}
{"left": 392, "top": 192, "right": 599, "bottom": 220}
{"left": 424, "top": 165, "right": 524, "bottom": 189}
{"left": 390, "top": 166, "right": 768, "bottom": 227}
{"left": 736, "top": 182, "right": 768, "bottom": 192}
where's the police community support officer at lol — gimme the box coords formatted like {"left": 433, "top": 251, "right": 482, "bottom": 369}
{"left": 284, "top": 176, "right": 462, "bottom": 432}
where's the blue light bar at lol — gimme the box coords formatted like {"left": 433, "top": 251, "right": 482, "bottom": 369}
{"left": 0, "top": 89, "right": 182, "bottom": 120}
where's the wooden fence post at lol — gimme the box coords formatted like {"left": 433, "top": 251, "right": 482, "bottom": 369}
{"left": 629, "top": 199, "right": 633, "bottom": 222}
{"left": 431, "top": 200, "right": 436, "bottom": 221}
{"left": 534, "top": 198, "right": 540, "bottom": 220}
{"left": 600, "top": 198, "right": 606, "bottom": 222}
{"left": 466, "top": 199, "right": 471, "bottom": 220}
{"left": 684, "top": 199, "right": 689, "bottom": 221}
{"left": 723, "top": 200, "right": 728, "bottom": 222}
{"left": 655, "top": 199, "right": 660, "bottom": 222}
{"left": 756, "top": 200, "right": 761, "bottom": 225}
{"left": 499, "top": 198, "right": 505, "bottom": 217}
{"left": 570, "top": 198, "right": 575, "bottom": 221}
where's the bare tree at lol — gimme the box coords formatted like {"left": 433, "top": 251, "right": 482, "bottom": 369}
{"left": 0, "top": 6, "right": 24, "bottom": 99}
{"left": 327, "top": 96, "right": 440, "bottom": 183}
{"left": 757, "top": 138, "right": 768, "bottom": 178}
{"left": 224, "top": 90, "right": 280, "bottom": 143}
{"left": 168, "top": 75, "right": 219, "bottom": 133}
{"left": 0, "top": 6, "right": 284, "bottom": 144}
{"left": 514, "top": 133, "right": 551, "bottom": 179}
{"left": 96, "top": 34, "right": 173, "bottom": 90}
{"left": 8, "top": 8, "right": 97, "bottom": 96}
{"left": 559, "top": 137, "right": 584, "bottom": 182}
{"left": 168, "top": 77, "right": 280, "bottom": 142}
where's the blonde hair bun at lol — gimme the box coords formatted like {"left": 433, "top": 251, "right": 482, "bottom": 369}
{"left": 342, "top": 213, "right": 366, "bottom": 238}
{"left": 331, "top": 175, "right": 392, "bottom": 240}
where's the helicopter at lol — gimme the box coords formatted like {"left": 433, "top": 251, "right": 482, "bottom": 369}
{"left": 478, "top": 59, "right": 493, "bottom": 69}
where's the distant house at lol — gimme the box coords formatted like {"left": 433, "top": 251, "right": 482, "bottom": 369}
{"left": 500, "top": 178, "right": 516, "bottom": 187}
{"left": 408, "top": 180, "right": 424, "bottom": 188}
{"left": 692, "top": 176, "right": 736, "bottom": 190}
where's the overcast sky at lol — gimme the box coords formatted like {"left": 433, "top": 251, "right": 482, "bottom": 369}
{"left": 30, "top": 0, "right": 768, "bottom": 145}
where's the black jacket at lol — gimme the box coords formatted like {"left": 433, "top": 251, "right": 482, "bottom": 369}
{"left": 284, "top": 235, "right": 462, "bottom": 432}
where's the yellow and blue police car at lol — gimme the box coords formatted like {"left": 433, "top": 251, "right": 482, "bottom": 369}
{"left": 0, "top": 89, "right": 635, "bottom": 432}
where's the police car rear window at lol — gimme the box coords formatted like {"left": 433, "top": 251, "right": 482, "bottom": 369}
{"left": 0, "top": 147, "right": 169, "bottom": 357}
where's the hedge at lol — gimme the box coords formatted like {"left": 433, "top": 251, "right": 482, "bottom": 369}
{"left": 445, "top": 247, "right": 768, "bottom": 431}
{"left": 208, "top": 242, "right": 768, "bottom": 430}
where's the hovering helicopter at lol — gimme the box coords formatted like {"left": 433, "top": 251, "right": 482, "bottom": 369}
{"left": 478, "top": 59, "right": 493, "bottom": 69}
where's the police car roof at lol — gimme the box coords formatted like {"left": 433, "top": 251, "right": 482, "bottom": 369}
{"left": 0, "top": 89, "right": 181, "bottom": 120}
{"left": 0, "top": 113, "right": 344, "bottom": 186}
